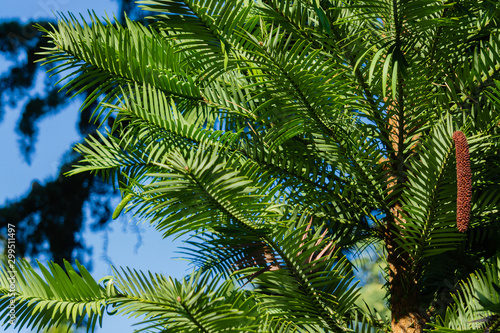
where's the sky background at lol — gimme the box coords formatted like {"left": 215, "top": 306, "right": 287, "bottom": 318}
{"left": 1, "top": 1, "right": 191, "bottom": 332}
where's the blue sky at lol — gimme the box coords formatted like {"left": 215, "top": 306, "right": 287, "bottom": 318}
{"left": 1, "top": 1, "right": 191, "bottom": 332}
{"left": 2, "top": 0, "right": 118, "bottom": 21}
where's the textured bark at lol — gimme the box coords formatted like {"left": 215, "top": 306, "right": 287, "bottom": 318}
{"left": 386, "top": 204, "right": 425, "bottom": 333}
{"left": 384, "top": 109, "right": 425, "bottom": 333}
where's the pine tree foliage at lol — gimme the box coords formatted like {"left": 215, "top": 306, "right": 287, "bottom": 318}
{"left": 1, "top": 0, "right": 500, "bottom": 332}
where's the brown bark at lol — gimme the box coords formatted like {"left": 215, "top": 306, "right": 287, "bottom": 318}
{"left": 383, "top": 106, "right": 425, "bottom": 333}
{"left": 386, "top": 204, "right": 425, "bottom": 333}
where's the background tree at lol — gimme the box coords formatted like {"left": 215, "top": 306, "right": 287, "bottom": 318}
{"left": 354, "top": 243, "right": 390, "bottom": 320}
{"left": 0, "top": 0, "right": 143, "bottom": 265}
{"left": 1, "top": 1, "right": 500, "bottom": 333}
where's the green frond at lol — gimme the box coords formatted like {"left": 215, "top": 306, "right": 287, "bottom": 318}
{"left": 236, "top": 215, "right": 360, "bottom": 333}
{"left": 139, "top": 0, "right": 252, "bottom": 51}
{"left": 257, "top": 315, "right": 305, "bottom": 332}
{"left": 0, "top": 259, "right": 107, "bottom": 332}
{"left": 110, "top": 144, "right": 284, "bottom": 238}
{"left": 348, "top": 310, "right": 389, "bottom": 333}
{"left": 110, "top": 268, "right": 258, "bottom": 332}
{"left": 38, "top": 13, "right": 203, "bottom": 123}
{"left": 178, "top": 227, "right": 271, "bottom": 279}
{"left": 428, "top": 257, "right": 500, "bottom": 332}
{"left": 0, "top": 259, "right": 263, "bottom": 333}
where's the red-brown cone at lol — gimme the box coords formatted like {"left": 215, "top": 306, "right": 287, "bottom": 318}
{"left": 452, "top": 131, "right": 472, "bottom": 233}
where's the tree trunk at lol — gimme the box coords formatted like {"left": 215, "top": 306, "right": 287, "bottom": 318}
{"left": 384, "top": 108, "right": 426, "bottom": 332}
{"left": 386, "top": 204, "right": 425, "bottom": 333}
{"left": 387, "top": 234, "right": 425, "bottom": 332}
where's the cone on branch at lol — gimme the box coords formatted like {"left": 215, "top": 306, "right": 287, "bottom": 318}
{"left": 452, "top": 131, "right": 472, "bottom": 233}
